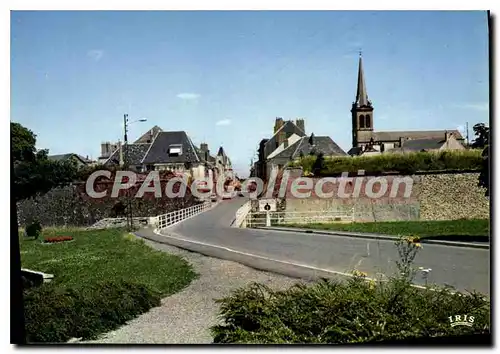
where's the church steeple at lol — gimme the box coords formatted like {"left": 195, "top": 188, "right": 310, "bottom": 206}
{"left": 351, "top": 52, "right": 374, "bottom": 148}
{"left": 355, "top": 53, "right": 370, "bottom": 107}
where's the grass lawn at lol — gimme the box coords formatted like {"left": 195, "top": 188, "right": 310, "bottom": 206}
{"left": 21, "top": 228, "right": 196, "bottom": 294}
{"left": 285, "top": 219, "right": 490, "bottom": 240}
{"left": 21, "top": 228, "right": 197, "bottom": 342}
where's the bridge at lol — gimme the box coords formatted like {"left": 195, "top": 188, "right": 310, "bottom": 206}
{"left": 140, "top": 198, "right": 490, "bottom": 296}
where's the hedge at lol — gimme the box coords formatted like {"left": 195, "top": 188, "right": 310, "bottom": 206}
{"left": 17, "top": 178, "right": 202, "bottom": 227}
{"left": 24, "top": 280, "right": 161, "bottom": 343}
{"left": 211, "top": 278, "right": 489, "bottom": 344}
{"left": 211, "top": 236, "right": 490, "bottom": 344}
{"left": 288, "top": 150, "right": 483, "bottom": 176}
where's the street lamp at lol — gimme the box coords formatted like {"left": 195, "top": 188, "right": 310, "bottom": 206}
{"left": 123, "top": 114, "right": 147, "bottom": 231}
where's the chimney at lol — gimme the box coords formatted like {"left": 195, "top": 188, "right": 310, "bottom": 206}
{"left": 146, "top": 129, "right": 154, "bottom": 143}
{"left": 101, "top": 143, "right": 108, "bottom": 158}
{"left": 296, "top": 118, "right": 305, "bottom": 134}
{"left": 200, "top": 143, "right": 208, "bottom": 152}
{"left": 274, "top": 117, "right": 284, "bottom": 134}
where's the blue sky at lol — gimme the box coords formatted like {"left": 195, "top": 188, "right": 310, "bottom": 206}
{"left": 11, "top": 10, "right": 489, "bottom": 176}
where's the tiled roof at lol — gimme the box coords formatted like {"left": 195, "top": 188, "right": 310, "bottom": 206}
{"left": 141, "top": 131, "right": 200, "bottom": 164}
{"left": 104, "top": 143, "right": 151, "bottom": 166}
{"left": 373, "top": 130, "right": 463, "bottom": 142}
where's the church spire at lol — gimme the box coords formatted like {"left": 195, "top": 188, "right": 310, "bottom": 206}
{"left": 355, "top": 52, "right": 369, "bottom": 107}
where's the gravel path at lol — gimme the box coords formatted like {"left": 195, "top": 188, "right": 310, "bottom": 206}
{"left": 84, "top": 238, "right": 307, "bottom": 344}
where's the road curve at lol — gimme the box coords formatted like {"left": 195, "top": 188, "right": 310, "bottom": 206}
{"left": 151, "top": 198, "right": 490, "bottom": 296}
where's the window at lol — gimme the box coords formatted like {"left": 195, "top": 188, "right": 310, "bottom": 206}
{"left": 168, "top": 144, "right": 183, "bottom": 156}
{"left": 359, "top": 115, "right": 365, "bottom": 128}
{"left": 365, "top": 115, "right": 371, "bottom": 128}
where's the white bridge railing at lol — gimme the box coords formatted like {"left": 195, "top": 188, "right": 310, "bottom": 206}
{"left": 152, "top": 200, "right": 213, "bottom": 230}
{"left": 244, "top": 208, "right": 355, "bottom": 228}
{"left": 232, "top": 201, "right": 252, "bottom": 228}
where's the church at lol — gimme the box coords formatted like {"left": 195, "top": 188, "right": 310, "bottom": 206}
{"left": 347, "top": 55, "right": 465, "bottom": 156}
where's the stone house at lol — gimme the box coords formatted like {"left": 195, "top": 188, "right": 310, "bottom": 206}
{"left": 103, "top": 127, "right": 232, "bottom": 181}
{"left": 254, "top": 119, "right": 346, "bottom": 181}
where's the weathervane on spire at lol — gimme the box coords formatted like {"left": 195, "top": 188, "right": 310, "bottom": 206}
{"left": 359, "top": 49, "right": 362, "bottom": 57}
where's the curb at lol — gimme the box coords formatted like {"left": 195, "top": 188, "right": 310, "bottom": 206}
{"left": 255, "top": 226, "right": 490, "bottom": 250}
{"left": 134, "top": 229, "right": 489, "bottom": 299}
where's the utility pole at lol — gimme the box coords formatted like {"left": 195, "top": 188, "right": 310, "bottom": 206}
{"left": 122, "top": 114, "right": 147, "bottom": 231}
{"left": 123, "top": 114, "right": 133, "bottom": 231}
{"left": 466, "top": 122, "right": 470, "bottom": 146}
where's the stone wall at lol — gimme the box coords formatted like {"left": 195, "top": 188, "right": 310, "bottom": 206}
{"left": 281, "top": 172, "right": 489, "bottom": 222}
{"left": 419, "top": 173, "right": 489, "bottom": 220}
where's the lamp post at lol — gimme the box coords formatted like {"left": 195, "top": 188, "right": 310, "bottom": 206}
{"left": 123, "top": 114, "right": 147, "bottom": 231}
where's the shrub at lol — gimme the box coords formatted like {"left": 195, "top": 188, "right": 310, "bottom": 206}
{"left": 25, "top": 221, "right": 42, "bottom": 239}
{"left": 24, "top": 280, "right": 161, "bottom": 343}
{"left": 211, "top": 235, "right": 490, "bottom": 344}
{"left": 288, "top": 150, "right": 483, "bottom": 176}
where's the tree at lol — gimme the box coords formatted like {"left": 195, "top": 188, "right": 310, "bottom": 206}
{"left": 478, "top": 145, "right": 489, "bottom": 197}
{"left": 471, "top": 123, "right": 489, "bottom": 149}
{"left": 11, "top": 122, "right": 37, "bottom": 163}
{"left": 11, "top": 122, "right": 78, "bottom": 201}
{"left": 312, "top": 152, "right": 325, "bottom": 176}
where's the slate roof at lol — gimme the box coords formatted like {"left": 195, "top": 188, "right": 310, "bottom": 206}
{"left": 48, "top": 153, "right": 90, "bottom": 164}
{"left": 104, "top": 143, "right": 151, "bottom": 166}
{"left": 141, "top": 131, "right": 201, "bottom": 164}
{"left": 387, "top": 137, "right": 447, "bottom": 153}
{"left": 347, "top": 147, "right": 362, "bottom": 156}
{"left": 134, "top": 125, "right": 163, "bottom": 144}
{"left": 270, "top": 136, "right": 347, "bottom": 160}
{"left": 216, "top": 146, "right": 232, "bottom": 166}
{"left": 194, "top": 146, "right": 216, "bottom": 165}
{"left": 373, "top": 130, "right": 463, "bottom": 142}
{"left": 264, "top": 120, "right": 307, "bottom": 158}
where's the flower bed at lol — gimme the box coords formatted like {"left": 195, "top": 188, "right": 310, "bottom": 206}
{"left": 44, "top": 236, "right": 74, "bottom": 243}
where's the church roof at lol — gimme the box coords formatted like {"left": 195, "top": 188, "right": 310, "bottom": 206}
{"left": 373, "top": 130, "right": 463, "bottom": 142}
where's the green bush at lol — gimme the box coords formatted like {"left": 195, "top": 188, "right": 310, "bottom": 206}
{"left": 289, "top": 150, "right": 483, "bottom": 176}
{"left": 211, "top": 279, "right": 489, "bottom": 344}
{"left": 25, "top": 221, "right": 42, "bottom": 239}
{"left": 23, "top": 280, "right": 161, "bottom": 343}
{"left": 211, "top": 236, "right": 490, "bottom": 344}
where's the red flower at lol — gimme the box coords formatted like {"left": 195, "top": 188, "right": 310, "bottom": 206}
{"left": 44, "top": 236, "right": 74, "bottom": 243}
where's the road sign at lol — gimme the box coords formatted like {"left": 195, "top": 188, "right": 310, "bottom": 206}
{"left": 259, "top": 199, "right": 276, "bottom": 212}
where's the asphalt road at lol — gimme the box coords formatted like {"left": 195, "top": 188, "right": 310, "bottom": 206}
{"left": 150, "top": 198, "right": 490, "bottom": 296}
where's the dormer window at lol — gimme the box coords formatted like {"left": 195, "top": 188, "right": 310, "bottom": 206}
{"left": 168, "top": 144, "right": 183, "bottom": 156}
